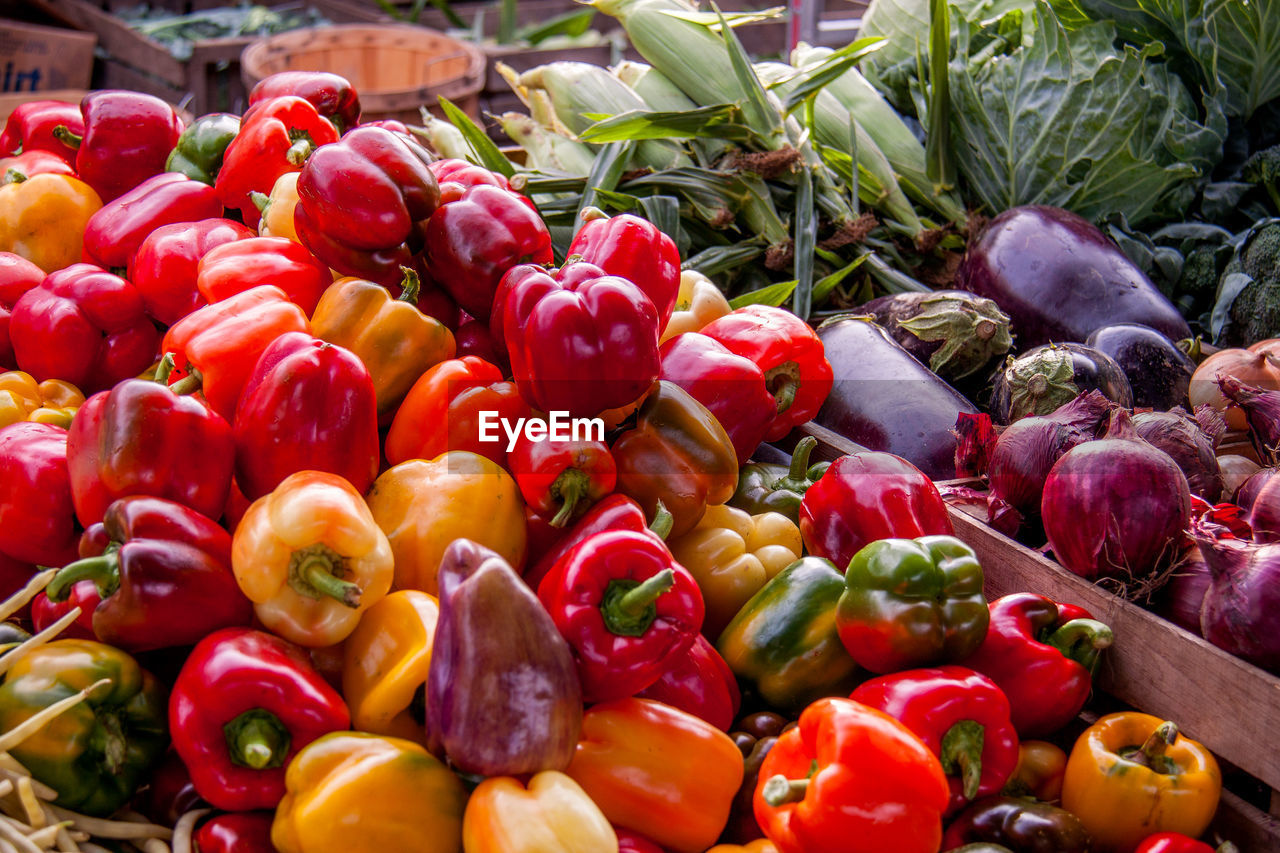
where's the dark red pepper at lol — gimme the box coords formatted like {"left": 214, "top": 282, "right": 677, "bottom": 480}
{"left": 67, "top": 376, "right": 234, "bottom": 527}
{"left": 129, "top": 219, "right": 255, "bottom": 326}
{"left": 635, "top": 633, "right": 741, "bottom": 731}
{"left": 0, "top": 252, "right": 44, "bottom": 369}
{"left": 961, "top": 593, "right": 1114, "bottom": 737}
{"left": 537, "top": 529, "right": 705, "bottom": 703}
{"left": 44, "top": 496, "right": 251, "bottom": 652}
{"left": 55, "top": 91, "right": 185, "bottom": 202}
{"left": 0, "top": 422, "right": 79, "bottom": 566}
{"left": 193, "top": 811, "right": 277, "bottom": 853}
{"left": 0, "top": 100, "right": 84, "bottom": 163}
{"left": 233, "top": 332, "right": 380, "bottom": 501}
{"left": 614, "top": 827, "right": 667, "bottom": 853}
{"left": 249, "top": 71, "right": 362, "bottom": 135}
{"left": 508, "top": 427, "right": 617, "bottom": 527}
{"left": 523, "top": 493, "right": 670, "bottom": 590}
{"left": 139, "top": 749, "right": 205, "bottom": 827}
{"left": 0, "top": 149, "right": 77, "bottom": 182}
{"left": 169, "top": 627, "right": 350, "bottom": 810}
{"left": 32, "top": 580, "right": 100, "bottom": 641}
{"left": 428, "top": 157, "right": 513, "bottom": 202}
{"left": 8, "top": 263, "right": 161, "bottom": 394}
{"left": 568, "top": 209, "right": 681, "bottom": 328}
{"left": 81, "top": 173, "right": 223, "bottom": 272}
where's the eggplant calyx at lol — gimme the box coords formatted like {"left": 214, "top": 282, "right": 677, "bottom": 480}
{"left": 898, "top": 294, "right": 1012, "bottom": 380}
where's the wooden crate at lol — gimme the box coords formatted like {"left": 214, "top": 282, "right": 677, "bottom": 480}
{"left": 775, "top": 423, "right": 1280, "bottom": 850}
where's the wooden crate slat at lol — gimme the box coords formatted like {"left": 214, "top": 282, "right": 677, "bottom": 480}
{"left": 27, "top": 0, "right": 184, "bottom": 80}
{"left": 1214, "top": 789, "right": 1280, "bottom": 852}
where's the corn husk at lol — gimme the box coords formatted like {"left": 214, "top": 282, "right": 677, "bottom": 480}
{"left": 498, "top": 112, "right": 597, "bottom": 176}
{"left": 613, "top": 59, "right": 729, "bottom": 163}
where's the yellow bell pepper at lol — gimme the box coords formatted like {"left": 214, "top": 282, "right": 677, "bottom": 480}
{"left": 341, "top": 589, "right": 438, "bottom": 745}
{"left": 272, "top": 731, "right": 466, "bottom": 853}
{"left": 366, "top": 451, "right": 527, "bottom": 595}
{"left": 311, "top": 271, "right": 456, "bottom": 421}
{"left": 660, "top": 269, "right": 732, "bottom": 343}
{"left": 1061, "top": 712, "right": 1221, "bottom": 853}
{"left": 231, "top": 470, "right": 395, "bottom": 648}
{"left": 667, "top": 503, "right": 803, "bottom": 637}
{"left": 257, "top": 171, "right": 301, "bottom": 243}
{"left": 0, "top": 371, "right": 84, "bottom": 429}
{"left": 462, "top": 771, "right": 618, "bottom": 853}
{"left": 0, "top": 173, "right": 101, "bottom": 272}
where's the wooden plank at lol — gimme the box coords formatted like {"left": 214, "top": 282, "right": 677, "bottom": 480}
{"left": 1214, "top": 789, "right": 1280, "bottom": 852}
{"left": 27, "top": 0, "right": 183, "bottom": 81}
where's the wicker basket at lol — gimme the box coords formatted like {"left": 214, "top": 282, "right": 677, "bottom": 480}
{"left": 241, "top": 24, "right": 485, "bottom": 124}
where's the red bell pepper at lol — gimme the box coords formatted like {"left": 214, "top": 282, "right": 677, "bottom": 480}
{"left": 44, "top": 496, "right": 251, "bottom": 652}
{"left": 197, "top": 236, "right": 332, "bottom": 317}
{"left": 169, "top": 627, "right": 350, "bottom": 811}
{"left": 32, "top": 580, "right": 99, "bottom": 641}
{"left": 129, "top": 219, "right": 255, "bottom": 326}
{"left": 215, "top": 96, "right": 338, "bottom": 228}
{"left": 81, "top": 173, "right": 222, "bottom": 272}
{"left": 67, "top": 376, "right": 234, "bottom": 526}
{"left": 427, "top": 183, "right": 552, "bottom": 321}
{"left": 194, "top": 811, "right": 276, "bottom": 853}
{"left": 233, "top": 332, "right": 379, "bottom": 501}
{"left": 636, "top": 632, "right": 741, "bottom": 731}
{"left": 798, "top": 450, "right": 953, "bottom": 570}
{"left": 454, "top": 313, "right": 507, "bottom": 367}
{"left": 700, "top": 306, "right": 833, "bottom": 441}
{"left": 249, "top": 71, "right": 361, "bottom": 135}
{"left": 0, "top": 253, "right": 44, "bottom": 369}
{"left": 1135, "top": 833, "right": 1237, "bottom": 853}
{"left": 140, "top": 750, "right": 206, "bottom": 827}
{"left": 568, "top": 209, "right": 681, "bottom": 329}
{"left": 295, "top": 125, "right": 439, "bottom": 285}
{"left": 525, "top": 504, "right": 568, "bottom": 569}
{"left": 384, "top": 355, "right": 531, "bottom": 469}
{"left": 659, "top": 331, "right": 777, "bottom": 465}
{"left": 161, "top": 284, "right": 310, "bottom": 421}
{"left": 1, "top": 150, "right": 77, "bottom": 182}
{"left": 524, "top": 493, "right": 671, "bottom": 590}
{"left": 615, "top": 828, "right": 667, "bottom": 853}
{"left": 508, "top": 427, "right": 617, "bottom": 527}
{"left": 961, "top": 593, "right": 1114, "bottom": 738}
{"left": 9, "top": 263, "right": 160, "bottom": 395}
{"left": 496, "top": 261, "right": 661, "bottom": 418}
{"left": 0, "top": 422, "right": 78, "bottom": 566}
{"left": 537, "top": 528, "right": 705, "bottom": 703}
{"left": 0, "top": 552, "right": 35, "bottom": 618}
{"left": 428, "top": 157, "right": 513, "bottom": 202}
{"left": 55, "top": 91, "right": 185, "bottom": 202}
{"left": 850, "top": 665, "right": 1020, "bottom": 815}
{"left": 754, "top": 697, "right": 950, "bottom": 853}
{"left": 0, "top": 100, "right": 83, "bottom": 163}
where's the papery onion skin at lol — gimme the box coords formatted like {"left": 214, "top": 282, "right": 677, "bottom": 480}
{"left": 1247, "top": 472, "right": 1280, "bottom": 543}
{"left": 1235, "top": 465, "right": 1279, "bottom": 511}
{"left": 1192, "top": 518, "right": 1280, "bottom": 673}
{"left": 1190, "top": 348, "right": 1280, "bottom": 430}
{"left": 1217, "top": 374, "right": 1280, "bottom": 465}
{"left": 1130, "top": 408, "right": 1225, "bottom": 502}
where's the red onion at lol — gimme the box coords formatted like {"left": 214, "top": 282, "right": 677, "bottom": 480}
{"left": 988, "top": 391, "right": 1114, "bottom": 517}
{"left": 1152, "top": 546, "right": 1212, "bottom": 634}
{"left": 1218, "top": 374, "right": 1280, "bottom": 465}
{"left": 1130, "top": 407, "right": 1225, "bottom": 502}
{"left": 1247, "top": 473, "right": 1280, "bottom": 543}
{"left": 1221, "top": 456, "right": 1264, "bottom": 503}
{"left": 1191, "top": 517, "right": 1280, "bottom": 672}
{"left": 1042, "top": 409, "right": 1191, "bottom": 584}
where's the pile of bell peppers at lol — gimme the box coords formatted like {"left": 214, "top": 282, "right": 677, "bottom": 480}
{"left": 0, "top": 75, "right": 1239, "bottom": 853}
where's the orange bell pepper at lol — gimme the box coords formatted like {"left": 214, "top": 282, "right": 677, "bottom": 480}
{"left": 564, "top": 697, "right": 743, "bottom": 853}
{"left": 341, "top": 589, "right": 438, "bottom": 745}
{"left": 0, "top": 173, "right": 101, "bottom": 272}
{"left": 231, "top": 470, "right": 395, "bottom": 647}
{"left": 463, "top": 771, "right": 618, "bottom": 853}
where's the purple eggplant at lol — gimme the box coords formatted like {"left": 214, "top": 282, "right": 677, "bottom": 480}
{"left": 426, "top": 538, "right": 582, "bottom": 776}
{"left": 991, "top": 342, "right": 1133, "bottom": 424}
{"left": 1085, "top": 323, "right": 1195, "bottom": 410}
{"left": 957, "top": 206, "right": 1191, "bottom": 347}
{"left": 814, "top": 315, "right": 979, "bottom": 479}
{"left": 852, "top": 290, "right": 1013, "bottom": 382}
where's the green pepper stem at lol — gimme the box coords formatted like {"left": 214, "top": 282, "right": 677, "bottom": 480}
{"left": 761, "top": 774, "right": 809, "bottom": 807}
{"left": 1120, "top": 721, "right": 1179, "bottom": 775}
{"left": 288, "top": 544, "right": 361, "bottom": 608}
{"left": 46, "top": 554, "right": 120, "bottom": 602}
{"left": 224, "top": 709, "right": 291, "bottom": 770}
{"left": 777, "top": 436, "right": 817, "bottom": 490}
{"left": 648, "top": 501, "right": 673, "bottom": 541}
{"left": 764, "top": 360, "right": 802, "bottom": 415}
{"left": 250, "top": 190, "right": 271, "bottom": 213}
{"left": 285, "top": 137, "right": 313, "bottom": 167}
{"left": 549, "top": 468, "right": 591, "bottom": 528}
{"left": 940, "top": 719, "right": 985, "bottom": 801}
{"left": 1044, "top": 618, "right": 1114, "bottom": 674}
{"left": 398, "top": 266, "right": 421, "bottom": 304}
{"left": 52, "top": 125, "right": 82, "bottom": 149}
{"left": 599, "top": 570, "right": 674, "bottom": 637}
{"left": 4, "top": 169, "right": 26, "bottom": 185}
{"left": 166, "top": 365, "right": 204, "bottom": 397}
{"left": 154, "top": 353, "right": 176, "bottom": 385}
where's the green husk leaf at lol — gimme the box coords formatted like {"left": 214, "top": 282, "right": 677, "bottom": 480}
{"left": 579, "top": 105, "right": 766, "bottom": 145}
{"left": 518, "top": 7, "right": 597, "bottom": 44}
{"left": 777, "top": 37, "right": 887, "bottom": 113}
{"left": 925, "top": 0, "right": 955, "bottom": 193}
{"left": 730, "top": 279, "right": 799, "bottom": 308}
{"left": 576, "top": 141, "right": 636, "bottom": 231}
{"left": 436, "top": 97, "right": 516, "bottom": 178}
{"left": 683, "top": 243, "right": 765, "bottom": 275}
{"left": 713, "top": 2, "right": 782, "bottom": 137}
{"left": 812, "top": 255, "right": 869, "bottom": 302}
{"left": 658, "top": 6, "right": 785, "bottom": 27}
{"left": 793, "top": 163, "right": 816, "bottom": 319}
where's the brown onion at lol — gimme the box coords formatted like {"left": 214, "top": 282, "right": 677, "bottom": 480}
{"left": 1189, "top": 348, "right": 1280, "bottom": 430}
{"left": 1248, "top": 338, "right": 1280, "bottom": 359}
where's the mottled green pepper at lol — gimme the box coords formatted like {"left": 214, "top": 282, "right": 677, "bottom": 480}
{"left": 0, "top": 639, "right": 168, "bottom": 815}
{"left": 166, "top": 113, "right": 240, "bottom": 185}
{"left": 729, "top": 435, "right": 830, "bottom": 524}
{"left": 835, "top": 535, "right": 989, "bottom": 674}
{"left": 717, "top": 556, "right": 860, "bottom": 710}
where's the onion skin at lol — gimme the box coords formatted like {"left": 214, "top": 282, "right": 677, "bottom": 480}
{"left": 1192, "top": 518, "right": 1280, "bottom": 672}
{"left": 1234, "top": 465, "right": 1278, "bottom": 510}
{"left": 1130, "top": 408, "right": 1225, "bottom": 502}
{"left": 956, "top": 206, "right": 1191, "bottom": 348}
{"left": 1085, "top": 323, "right": 1195, "bottom": 410}
{"left": 1217, "top": 374, "right": 1280, "bottom": 465}
{"left": 1190, "top": 349, "right": 1280, "bottom": 431}
{"left": 1247, "top": 473, "right": 1280, "bottom": 543}
{"left": 1042, "top": 410, "right": 1191, "bottom": 584}
{"left": 1153, "top": 546, "right": 1212, "bottom": 635}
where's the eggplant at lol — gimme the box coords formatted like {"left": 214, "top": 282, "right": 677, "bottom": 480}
{"left": 1085, "top": 323, "right": 1195, "bottom": 410}
{"left": 852, "top": 290, "right": 1013, "bottom": 382}
{"left": 957, "top": 206, "right": 1191, "bottom": 347}
{"left": 814, "top": 316, "right": 979, "bottom": 479}
{"left": 991, "top": 343, "right": 1133, "bottom": 424}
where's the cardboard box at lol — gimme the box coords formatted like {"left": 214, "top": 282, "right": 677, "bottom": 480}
{"left": 0, "top": 18, "right": 96, "bottom": 93}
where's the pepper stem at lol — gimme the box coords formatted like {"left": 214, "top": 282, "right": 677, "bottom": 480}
{"left": 288, "top": 544, "right": 361, "bottom": 608}
{"left": 250, "top": 190, "right": 271, "bottom": 213}
{"left": 648, "top": 501, "right": 673, "bottom": 541}
{"left": 599, "top": 570, "right": 674, "bottom": 637}
{"left": 398, "top": 266, "right": 421, "bottom": 304}
{"left": 166, "top": 365, "right": 205, "bottom": 397}
{"left": 46, "top": 554, "right": 120, "bottom": 602}
{"left": 762, "top": 774, "right": 809, "bottom": 807}
{"left": 52, "top": 125, "right": 82, "bottom": 149}
{"left": 764, "top": 360, "right": 802, "bottom": 415}
{"left": 1120, "top": 721, "right": 1179, "bottom": 775}
{"left": 154, "top": 353, "right": 176, "bottom": 385}
{"left": 4, "top": 169, "right": 26, "bottom": 185}
{"left": 940, "top": 719, "right": 985, "bottom": 801}
{"left": 1044, "top": 618, "right": 1114, "bottom": 674}
{"left": 777, "top": 436, "right": 817, "bottom": 490}
{"left": 224, "top": 709, "right": 291, "bottom": 770}
{"left": 549, "top": 468, "right": 591, "bottom": 528}
{"left": 285, "top": 135, "right": 313, "bottom": 167}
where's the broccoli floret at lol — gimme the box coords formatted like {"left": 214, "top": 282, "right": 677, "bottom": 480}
{"left": 1213, "top": 218, "right": 1280, "bottom": 346}
{"left": 1242, "top": 144, "right": 1280, "bottom": 214}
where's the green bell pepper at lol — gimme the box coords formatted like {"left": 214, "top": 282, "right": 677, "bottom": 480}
{"left": 165, "top": 113, "right": 240, "bottom": 185}
{"left": 0, "top": 639, "right": 168, "bottom": 816}
{"left": 835, "top": 535, "right": 989, "bottom": 675}
{"left": 716, "top": 556, "right": 861, "bottom": 710}
{"left": 729, "top": 435, "right": 830, "bottom": 524}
